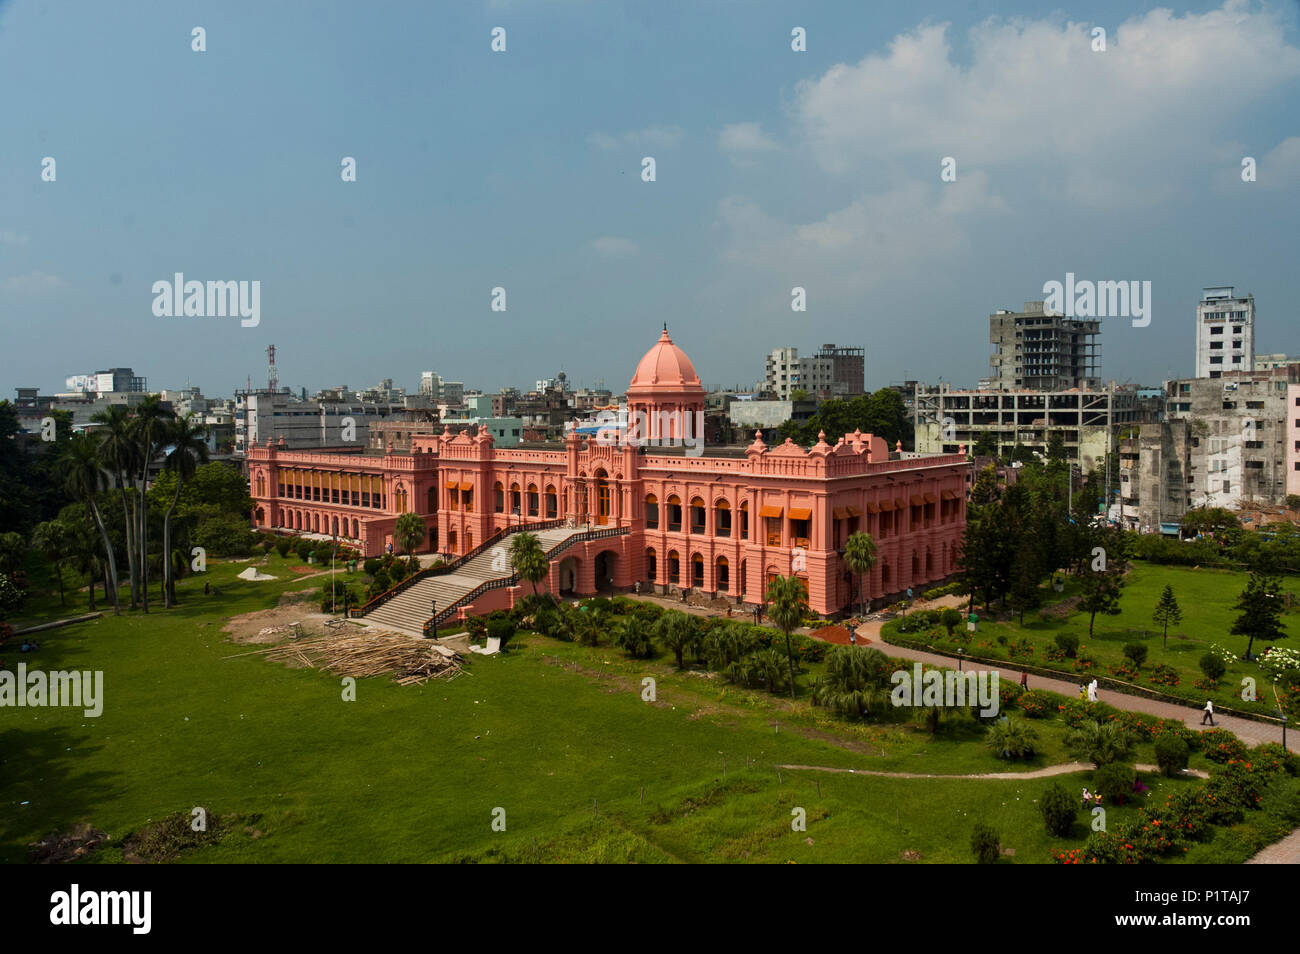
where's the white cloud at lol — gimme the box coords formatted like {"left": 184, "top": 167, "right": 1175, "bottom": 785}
{"left": 2, "top": 271, "right": 64, "bottom": 293}
{"left": 791, "top": 1, "right": 1300, "bottom": 203}
{"left": 587, "top": 124, "right": 685, "bottom": 151}
{"left": 588, "top": 236, "right": 639, "bottom": 258}
{"left": 1258, "top": 136, "right": 1300, "bottom": 188}
{"left": 719, "top": 122, "right": 777, "bottom": 153}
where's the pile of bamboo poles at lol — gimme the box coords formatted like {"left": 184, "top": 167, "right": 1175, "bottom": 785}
{"left": 228, "top": 633, "right": 463, "bottom": 686}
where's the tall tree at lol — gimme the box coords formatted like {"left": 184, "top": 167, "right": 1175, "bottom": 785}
{"left": 842, "top": 530, "right": 878, "bottom": 617}
{"left": 92, "top": 404, "right": 140, "bottom": 608}
{"left": 159, "top": 413, "right": 209, "bottom": 607}
{"left": 58, "top": 432, "right": 120, "bottom": 615}
{"left": 393, "top": 512, "right": 427, "bottom": 570}
{"left": 131, "top": 395, "right": 175, "bottom": 613}
{"left": 1230, "top": 572, "right": 1287, "bottom": 661}
{"left": 32, "top": 520, "right": 71, "bottom": 608}
{"left": 654, "top": 610, "right": 700, "bottom": 670}
{"left": 765, "top": 574, "right": 808, "bottom": 698}
{"left": 1152, "top": 584, "right": 1183, "bottom": 649}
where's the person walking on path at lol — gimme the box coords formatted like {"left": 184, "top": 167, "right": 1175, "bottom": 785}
{"left": 1019, "top": 670, "right": 1028, "bottom": 690}
{"left": 1087, "top": 679, "right": 1099, "bottom": 703}
{"left": 1202, "top": 699, "right": 1216, "bottom": 726}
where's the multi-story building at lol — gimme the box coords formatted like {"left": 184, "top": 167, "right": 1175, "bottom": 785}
{"left": 987, "top": 301, "right": 1100, "bottom": 391}
{"left": 247, "top": 329, "right": 970, "bottom": 616}
{"left": 913, "top": 383, "right": 1142, "bottom": 471}
{"left": 234, "top": 388, "right": 408, "bottom": 456}
{"left": 1255, "top": 353, "right": 1295, "bottom": 371}
{"left": 763, "top": 345, "right": 865, "bottom": 400}
{"left": 65, "top": 367, "right": 148, "bottom": 395}
{"left": 1195, "top": 287, "right": 1254, "bottom": 379}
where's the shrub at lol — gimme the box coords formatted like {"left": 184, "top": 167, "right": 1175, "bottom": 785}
{"left": 486, "top": 613, "right": 516, "bottom": 651}
{"left": 1199, "top": 652, "right": 1227, "bottom": 682}
{"left": 260, "top": 539, "right": 275, "bottom": 555}
{"left": 1201, "top": 728, "right": 1247, "bottom": 764}
{"left": 1039, "top": 781, "right": 1076, "bottom": 836}
{"left": 1067, "top": 720, "right": 1133, "bottom": 767}
{"left": 1154, "top": 734, "right": 1190, "bottom": 777}
{"left": 368, "top": 569, "right": 391, "bottom": 597}
{"left": 1254, "top": 742, "right": 1300, "bottom": 777}
{"left": 985, "top": 717, "right": 1038, "bottom": 760}
{"left": 1094, "top": 762, "right": 1136, "bottom": 806}
{"left": 939, "top": 608, "right": 963, "bottom": 635}
{"left": 1019, "top": 689, "right": 1058, "bottom": 718}
{"left": 970, "top": 823, "right": 1000, "bottom": 864}
{"left": 295, "top": 540, "right": 315, "bottom": 563}
{"left": 363, "top": 557, "right": 383, "bottom": 577}
{"left": 1122, "top": 643, "right": 1148, "bottom": 669}
{"left": 1054, "top": 633, "right": 1080, "bottom": 658}
{"left": 1146, "top": 663, "right": 1181, "bottom": 688}
{"left": 998, "top": 679, "right": 1024, "bottom": 711}
{"left": 275, "top": 539, "right": 291, "bottom": 558}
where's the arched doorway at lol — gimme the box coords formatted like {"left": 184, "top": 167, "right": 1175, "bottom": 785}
{"left": 558, "top": 555, "right": 580, "bottom": 595}
{"left": 594, "top": 550, "right": 617, "bottom": 591}
{"left": 715, "top": 556, "right": 729, "bottom": 592}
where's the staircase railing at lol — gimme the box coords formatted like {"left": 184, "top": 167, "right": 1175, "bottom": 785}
{"left": 350, "top": 518, "right": 570, "bottom": 618}
{"left": 421, "top": 525, "right": 629, "bottom": 636}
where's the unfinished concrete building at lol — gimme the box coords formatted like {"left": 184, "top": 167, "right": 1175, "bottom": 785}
{"left": 986, "top": 301, "right": 1101, "bottom": 392}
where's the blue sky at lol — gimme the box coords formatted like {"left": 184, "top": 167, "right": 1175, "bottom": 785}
{"left": 2, "top": 0, "right": 1298, "bottom": 399}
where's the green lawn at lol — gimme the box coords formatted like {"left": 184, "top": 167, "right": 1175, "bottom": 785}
{"left": 0, "top": 554, "right": 1290, "bottom": 863}
{"left": 886, "top": 561, "right": 1299, "bottom": 716}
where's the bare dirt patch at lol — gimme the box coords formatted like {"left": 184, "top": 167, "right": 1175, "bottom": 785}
{"left": 222, "top": 588, "right": 370, "bottom": 645}
{"left": 28, "top": 823, "right": 108, "bottom": 863}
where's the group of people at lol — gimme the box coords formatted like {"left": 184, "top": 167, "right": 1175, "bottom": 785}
{"left": 1080, "top": 788, "right": 1103, "bottom": 810}
{"left": 1077, "top": 679, "right": 1099, "bottom": 703}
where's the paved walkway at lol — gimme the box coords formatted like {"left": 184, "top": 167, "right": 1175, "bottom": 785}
{"left": 859, "top": 619, "right": 1296, "bottom": 751}
{"left": 777, "top": 761, "right": 1208, "bottom": 781}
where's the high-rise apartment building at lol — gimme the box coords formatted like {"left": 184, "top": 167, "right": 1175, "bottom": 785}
{"left": 1195, "top": 286, "right": 1254, "bottom": 379}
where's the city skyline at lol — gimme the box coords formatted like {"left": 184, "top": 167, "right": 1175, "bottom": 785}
{"left": 3, "top": 0, "right": 1298, "bottom": 397}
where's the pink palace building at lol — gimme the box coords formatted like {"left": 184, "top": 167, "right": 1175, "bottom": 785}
{"left": 246, "top": 330, "right": 970, "bottom": 617}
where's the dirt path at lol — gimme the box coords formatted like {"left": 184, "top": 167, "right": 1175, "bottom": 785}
{"left": 776, "top": 761, "right": 1209, "bottom": 781}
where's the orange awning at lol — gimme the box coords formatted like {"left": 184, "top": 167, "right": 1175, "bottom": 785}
{"left": 910, "top": 494, "right": 925, "bottom": 507}
{"left": 459, "top": 481, "right": 473, "bottom": 492}
{"left": 832, "top": 507, "right": 849, "bottom": 520}
{"left": 789, "top": 507, "right": 812, "bottom": 521}
{"left": 865, "top": 501, "right": 881, "bottom": 514}
{"left": 924, "top": 492, "right": 938, "bottom": 504}
{"left": 759, "top": 505, "right": 783, "bottom": 518}
{"left": 845, "top": 505, "right": 862, "bottom": 517}
{"left": 894, "top": 498, "right": 906, "bottom": 510}
{"left": 445, "top": 480, "right": 458, "bottom": 489}
{"left": 942, "top": 489, "right": 959, "bottom": 500}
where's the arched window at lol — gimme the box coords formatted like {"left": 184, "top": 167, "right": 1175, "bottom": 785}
{"left": 645, "top": 494, "right": 659, "bottom": 529}
{"left": 667, "top": 495, "right": 682, "bottom": 533}
{"left": 466, "top": 530, "right": 473, "bottom": 552}
{"left": 596, "top": 473, "right": 611, "bottom": 525}
{"left": 714, "top": 499, "right": 731, "bottom": 537}
{"left": 716, "top": 556, "right": 729, "bottom": 591}
{"left": 427, "top": 487, "right": 437, "bottom": 513}
{"left": 739, "top": 501, "right": 749, "bottom": 540}
{"left": 646, "top": 547, "right": 657, "bottom": 581}
{"left": 545, "top": 485, "right": 558, "bottom": 518}
{"left": 448, "top": 529, "right": 457, "bottom": 555}
{"left": 692, "top": 553, "right": 704, "bottom": 588}
{"left": 667, "top": 550, "right": 680, "bottom": 584}
{"left": 494, "top": 481, "right": 505, "bottom": 513}
{"left": 689, "top": 497, "right": 705, "bottom": 534}
{"left": 510, "top": 482, "right": 521, "bottom": 515}
{"left": 527, "top": 483, "right": 539, "bottom": 517}
{"left": 255, "top": 473, "right": 266, "bottom": 496}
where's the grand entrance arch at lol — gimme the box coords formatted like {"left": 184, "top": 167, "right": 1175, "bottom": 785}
{"left": 558, "top": 555, "right": 581, "bottom": 596}
{"left": 594, "top": 550, "right": 617, "bottom": 592}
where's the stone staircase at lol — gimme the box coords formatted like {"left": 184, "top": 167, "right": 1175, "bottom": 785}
{"left": 360, "top": 527, "right": 582, "bottom": 637}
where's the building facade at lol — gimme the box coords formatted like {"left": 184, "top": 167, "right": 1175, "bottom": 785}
{"left": 1195, "top": 286, "right": 1254, "bottom": 379}
{"left": 986, "top": 301, "right": 1100, "bottom": 391}
{"left": 246, "top": 331, "right": 969, "bottom": 616}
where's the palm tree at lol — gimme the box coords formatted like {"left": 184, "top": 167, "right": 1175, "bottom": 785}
{"left": 131, "top": 395, "right": 175, "bottom": 613}
{"left": 32, "top": 520, "right": 71, "bottom": 608}
{"left": 842, "top": 530, "right": 879, "bottom": 617}
{"left": 59, "top": 432, "right": 120, "bottom": 615}
{"left": 92, "top": 404, "right": 140, "bottom": 608}
{"left": 1065, "top": 719, "right": 1133, "bottom": 768}
{"left": 654, "top": 610, "right": 700, "bottom": 670}
{"left": 764, "top": 574, "right": 808, "bottom": 699}
{"left": 394, "top": 512, "right": 426, "bottom": 570}
{"left": 812, "top": 645, "right": 893, "bottom": 717}
{"left": 613, "top": 615, "right": 653, "bottom": 658}
{"left": 509, "top": 531, "right": 549, "bottom": 596}
{"left": 159, "top": 413, "right": 209, "bottom": 607}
